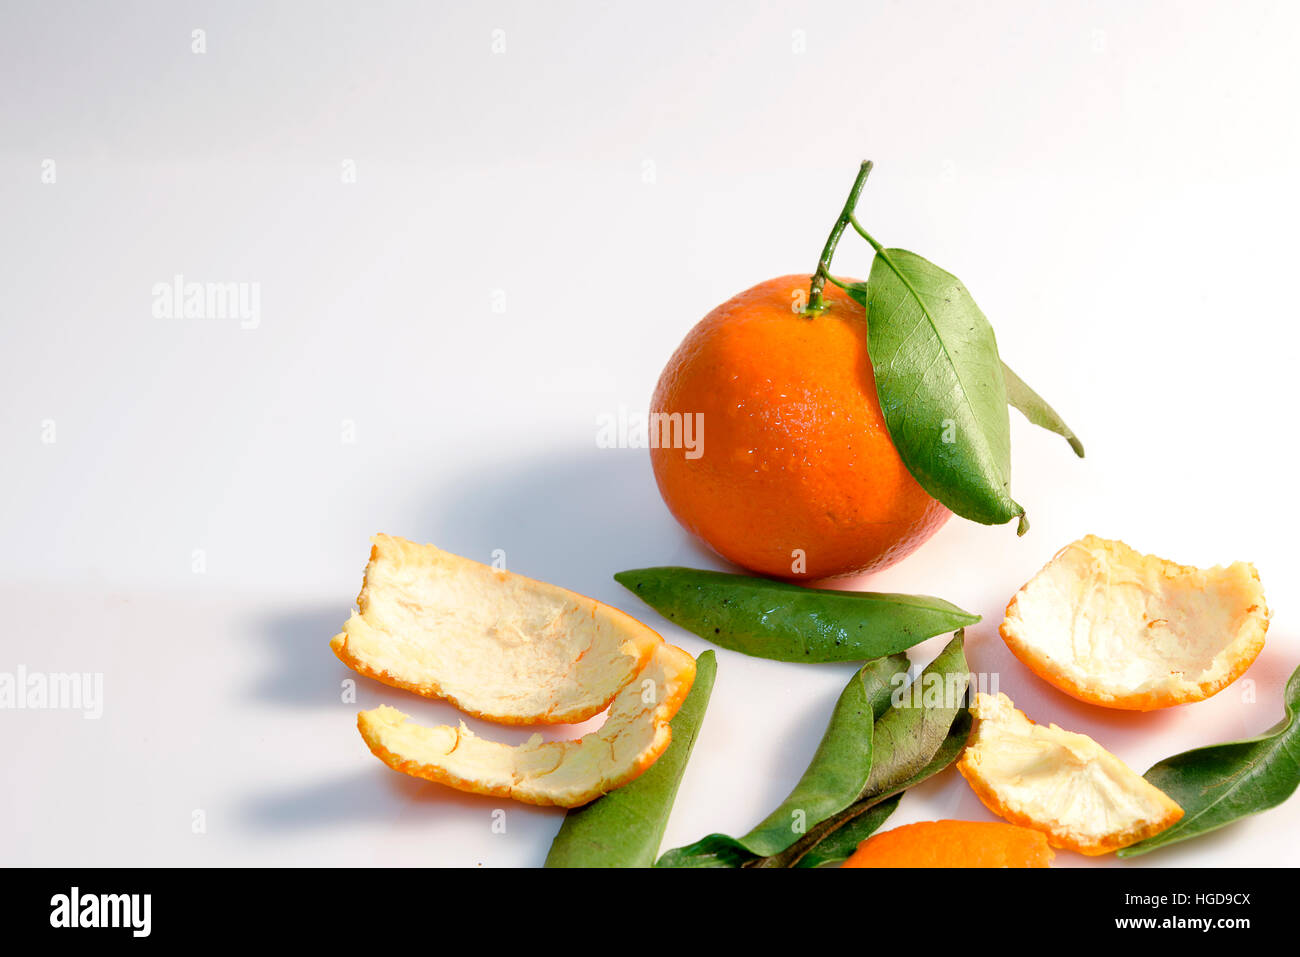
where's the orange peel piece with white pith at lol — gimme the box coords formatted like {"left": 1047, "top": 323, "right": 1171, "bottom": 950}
{"left": 1001, "top": 535, "right": 1268, "bottom": 710}
{"left": 357, "top": 641, "right": 697, "bottom": 807}
{"left": 957, "top": 692, "right": 1183, "bottom": 855}
{"left": 331, "top": 535, "right": 664, "bottom": 725}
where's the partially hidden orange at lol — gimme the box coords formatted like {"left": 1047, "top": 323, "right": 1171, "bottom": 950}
{"left": 650, "top": 274, "right": 950, "bottom": 580}
{"left": 841, "top": 820, "right": 1054, "bottom": 868}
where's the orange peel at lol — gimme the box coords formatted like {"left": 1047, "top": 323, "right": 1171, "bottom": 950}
{"left": 356, "top": 642, "right": 697, "bottom": 807}
{"left": 841, "top": 820, "right": 1054, "bottom": 868}
{"left": 1001, "top": 535, "right": 1268, "bottom": 710}
{"left": 331, "top": 535, "right": 663, "bottom": 725}
{"left": 957, "top": 692, "right": 1183, "bottom": 855}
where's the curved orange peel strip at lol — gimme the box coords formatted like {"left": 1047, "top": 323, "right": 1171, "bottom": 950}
{"left": 957, "top": 692, "right": 1183, "bottom": 855}
{"left": 356, "top": 642, "right": 697, "bottom": 808}
{"left": 1002, "top": 535, "right": 1268, "bottom": 710}
{"left": 331, "top": 535, "right": 663, "bottom": 725}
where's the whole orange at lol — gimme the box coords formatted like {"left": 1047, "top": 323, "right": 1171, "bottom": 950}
{"left": 650, "top": 274, "right": 950, "bottom": 580}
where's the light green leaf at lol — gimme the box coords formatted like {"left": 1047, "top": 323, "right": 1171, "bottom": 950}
{"left": 1002, "top": 361, "right": 1084, "bottom": 457}
{"left": 545, "top": 650, "right": 717, "bottom": 867}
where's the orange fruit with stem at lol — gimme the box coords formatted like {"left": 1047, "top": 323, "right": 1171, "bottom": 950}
{"left": 651, "top": 160, "right": 1089, "bottom": 578}
{"left": 650, "top": 274, "right": 950, "bottom": 580}
{"left": 650, "top": 163, "right": 950, "bottom": 580}
{"left": 841, "top": 820, "right": 1054, "bottom": 868}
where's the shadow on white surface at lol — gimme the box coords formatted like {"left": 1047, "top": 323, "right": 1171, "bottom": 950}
{"left": 423, "top": 448, "right": 722, "bottom": 602}
{"left": 250, "top": 606, "right": 354, "bottom": 709}
{"left": 238, "top": 767, "right": 544, "bottom": 833}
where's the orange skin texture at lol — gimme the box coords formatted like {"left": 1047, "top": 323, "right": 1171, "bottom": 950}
{"left": 957, "top": 756, "right": 1181, "bottom": 856}
{"left": 841, "top": 820, "right": 1055, "bottom": 868}
{"left": 999, "top": 598, "right": 1265, "bottom": 712}
{"left": 955, "top": 696, "right": 1185, "bottom": 855}
{"left": 999, "top": 544, "right": 1269, "bottom": 712}
{"left": 355, "top": 677, "right": 688, "bottom": 810}
{"left": 355, "top": 718, "right": 670, "bottom": 809}
{"left": 651, "top": 275, "right": 950, "bottom": 580}
{"left": 330, "top": 538, "right": 663, "bottom": 725}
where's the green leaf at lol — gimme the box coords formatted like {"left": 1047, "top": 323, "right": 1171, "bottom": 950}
{"left": 656, "top": 654, "right": 908, "bottom": 867}
{"left": 792, "top": 709, "right": 973, "bottom": 868}
{"left": 654, "top": 833, "right": 758, "bottom": 868}
{"left": 863, "top": 638, "right": 970, "bottom": 796}
{"left": 764, "top": 637, "right": 972, "bottom": 867}
{"left": 848, "top": 250, "right": 1023, "bottom": 528}
{"left": 1002, "top": 361, "right": 1084, "bottom": 458}
{"left": 659, "top": 633, "right": 971, "bottom": 868}
{"left": 614, "top": 566, "right": 978, "bottom": 663}
{"left": 544, "top": 650, "right": 717, "bottom": 868}
{"left": 1118, "top": 661, "right": 1300, "bottom": 858}
{"left": 739, "top": 654, "right": 908, "bottom": 856}
{"left": 792, "top": 794, "right": 902, "bottom": 868}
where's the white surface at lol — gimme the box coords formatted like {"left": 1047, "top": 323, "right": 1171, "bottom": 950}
{"left": 2, "top": 0, "right": 1298, "bottom": 867}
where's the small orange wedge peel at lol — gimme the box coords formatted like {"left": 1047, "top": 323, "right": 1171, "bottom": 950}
{"left": 332, "top": 534, "right": 665, "bottom": 725}
{"left": 333, "top": 535, "right": 696, "bottom": 807}
{"left": 957, "top": 692, "right": 1184, "bottom": 855}
{"left": 1001, "top": 535, "right": 1268, "bottom": 710}
{"left": 842, "top": 820, "right": 1054, "bottom": 868}
{"left": 357, "top": 641, "right": 696, "bottom": 808}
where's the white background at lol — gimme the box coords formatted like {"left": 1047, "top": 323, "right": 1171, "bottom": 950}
{"left": 2, "top": 0, "right": 1298, "bottom": 866}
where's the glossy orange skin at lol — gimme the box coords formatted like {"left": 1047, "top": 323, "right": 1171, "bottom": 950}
{"left": 650, "top": 275, "right": 950, "bottom": 580}
{"left": 841, "top": 820, "right": 1054, "bottom": 868}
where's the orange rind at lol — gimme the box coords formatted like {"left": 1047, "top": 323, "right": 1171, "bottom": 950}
{"left": 331, "top": 535, "right": 663, "bottom": 725}
{"left": 1001, "top": 535, "right": 1268, "bottom": 710}
{"left": 357, "top": 642, "right": 697, "bottom": 807}
{"left": 841, "top": 820, "right": 1054, "bottom": 868}
{"left": 957, "top": 692, "right": 1183, "bottom": 855}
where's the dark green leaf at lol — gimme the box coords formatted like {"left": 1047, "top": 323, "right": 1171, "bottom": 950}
{"left": 1118, "top": 661, "right": 1300, "bottom": 858}
{"left": 544, "top": 650, "right": 717, "bottom": 868}
{"left": 614, "top": 566, "right": 978, "bottom": 663}
{"left": 765, "top": 637, "right": 972, "bottom": 867}
{"left": 739, "top": 654, "right": 908, "bottom": 856}
{"left": 792, "top": 794, "right": 902, "bottom": 868}
{"left": 1002, "top": 361, "right": 1084, "bottom": 457}
{"left": 655, "top": 833, "right": 759, "bottom": 868}
{"left": 792, "top": 709, "right": 973, "bottom": 868}
{"left": 848, "top": 251, "right": 1023, "bottom": 529}
{"left": 656, "top": 654, "right": 908, "bottom": 867}
{"left": 660, "top": 633, "right": 971, "bottom": 868}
